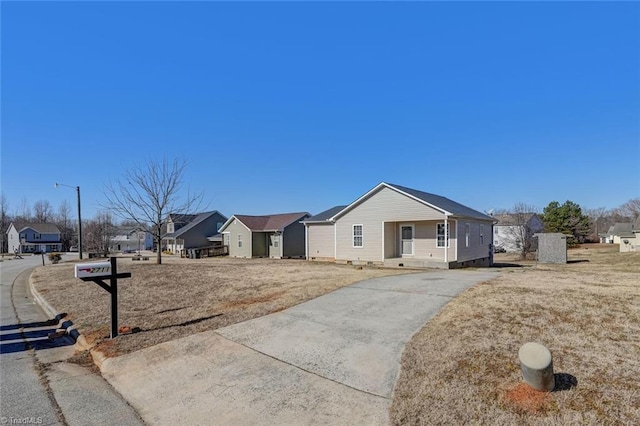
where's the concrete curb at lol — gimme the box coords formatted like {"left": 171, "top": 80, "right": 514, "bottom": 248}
{"left": 29, "top": 271, "right": 58, "bottom": 319}
{"left": 29, "top": 271, "right": 90, "bottom": 350}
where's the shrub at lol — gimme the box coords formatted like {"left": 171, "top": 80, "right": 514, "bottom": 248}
{"left": 48, "top": 253, "right": 62, "bottom": 264}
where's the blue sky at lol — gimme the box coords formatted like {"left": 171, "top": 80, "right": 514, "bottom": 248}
{"left": 2, "top": 1, "right": 639, "bottom": 221}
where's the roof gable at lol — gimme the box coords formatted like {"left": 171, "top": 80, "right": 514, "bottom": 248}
{"left": 386, "top": 183, "right": 493, "bottom": 221}
{"left": 313, "top": 183, "right": 493, "bottom": 223}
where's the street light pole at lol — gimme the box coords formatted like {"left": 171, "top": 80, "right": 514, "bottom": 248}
{"left": 76, "top": 186, "right": 83, "bottom": 259}
{"left": 55, "top": 182, "right": 83, "bottom": 259}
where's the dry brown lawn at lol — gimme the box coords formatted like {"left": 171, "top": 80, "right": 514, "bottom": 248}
{"left": 391, "top": 245, "right": 640, "bottom": 425}
{"left": 31, "top": 256, "right": 415, "bottom": 356}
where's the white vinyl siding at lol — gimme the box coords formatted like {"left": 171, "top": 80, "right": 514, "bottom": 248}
{"left": 384, "top": 222, "right": 396, "bottom": 258}
{"left": 456, "top": 220, "right": 494, "bottom": 262}
{"left": 353, "top": 225, "right": 363, "bottom": 248}
{"left": 335, "top": 186, "right": 446, "bottom": 262}
{"left": 307, "top": 224, "right": 335, "bottom": 260}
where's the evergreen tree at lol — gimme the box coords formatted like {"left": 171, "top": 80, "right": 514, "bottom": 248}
{"left": 541, "top": 200, "right": 590, "bottom": 246}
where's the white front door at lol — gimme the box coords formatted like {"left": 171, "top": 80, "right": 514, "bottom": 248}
{"left": 269, "top": 233, "right": 280, "bottom": 258}
{"left": 401, "top": 224, "right": 414, "bottom": 256}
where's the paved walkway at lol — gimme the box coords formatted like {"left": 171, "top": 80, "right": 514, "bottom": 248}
{"left": 100, "top": 269, "right": 498, "bottom": 425}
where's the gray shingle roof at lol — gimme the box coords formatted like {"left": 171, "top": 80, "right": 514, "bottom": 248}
{"left": 12, "top": 222, "right": 61, "bottom": 234}
{"left": 234, "top": 212, "right": 310, "bottom": 232}
{"left": 304, "top": 206, "right": 348, "bottom": 223}
{"left": 607, "top": 222, "right": 634, "bottom": 237}
{"left": 303, "top": 183, "right": 493, "bottom": 224}
{"left": 173, "top": 211, "right": 226, "bottom": 238}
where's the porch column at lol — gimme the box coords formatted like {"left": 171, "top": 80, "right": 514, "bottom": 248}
{"left": 381, "top": 222, "right": 385, "bottom": 262}
{"left": 444, "top": 217, "right": 449, "bottom": 263}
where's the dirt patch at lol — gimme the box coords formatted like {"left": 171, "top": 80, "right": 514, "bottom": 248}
{"left": 32, "top": 256, "right": 416, "bottom": 356}
{"left": 390, "top": 245, "right": 640, "bottom": 424}
{"left": 504, "top": 383, "right": 552, "bottom": 414}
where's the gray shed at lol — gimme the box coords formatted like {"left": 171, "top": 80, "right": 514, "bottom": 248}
{"left": 534, "top": 233, "right": 568, "bottom": 264}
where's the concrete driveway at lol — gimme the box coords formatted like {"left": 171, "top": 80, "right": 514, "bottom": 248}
{"left": 101, "top": 269, "right": 498, "bottom": 425}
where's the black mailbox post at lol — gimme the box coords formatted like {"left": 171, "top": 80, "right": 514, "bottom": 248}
{"left": 75, "top": 257, "right": 131, "bottom": 338}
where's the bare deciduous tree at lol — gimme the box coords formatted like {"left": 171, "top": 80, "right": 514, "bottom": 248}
{"left": 55, "top": 200, "right": 75, "bottom": 251}
{"left": 14, "top": 197, "right": 32, "bottom": 221}
{"left": 103, "top": 158, "right": 203, "bottom": 264}
{"left": 495, "top": 202, "right": 540, "bottom": 260}
{"left": 0, "top": 194, "right": 9, "bottom": 253}
{"left": 83, "top": 212, "right": 116, "bottom": 253}
{"left": 585, "top": 207, "right": 608, "bottom": 242}
{"left": 616, "top": 198, "right": 640, "bottom": 222}
{"left": 33, "top": 199, "right": 53, "bottom": 223}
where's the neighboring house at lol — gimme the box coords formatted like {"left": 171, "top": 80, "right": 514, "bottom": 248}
{"left": 618, "top": 231, "right": 639, "bottom": 252}
{"left": 109, "top": 227, "right": 154, "bottom": 252}
{"left": 162, "top": 211, "right": 227, "bottom": 255}
{"left": 303, "top": 182, "right": 495, "bottom": 269}
{"left": 617, "top": 218, "right": 640, "bottom": 252}
{"left": 220, "top": 212, "right": 310, "bottom": 259}
{"left": 493, "top": 213, "right": 544, "bottom": 253}
{"left": 6, "top": 222, "right": 63, "bottom": 254}
{"left": 600, "top": 222, "right": 634, "bottom": 244}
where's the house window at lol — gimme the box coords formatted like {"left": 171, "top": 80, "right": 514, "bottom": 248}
{"left": 167, "top": 223, "right": 174, "bottom": 233}
{"left": 274, "top": 239, "right": 279, "bottom": 248}
{"left": 465, "top": 223, "right": 470, "bottom": 247}
{"left": 353, "top": 225, "right": 363, "bottom": 248}
{"left": 437, "top": 223, "right": 450, "bottom": 248}
{"left": 480, "top": 225, "right": 484, "bottom": 245}
{"left": 238, "top": 234, "right": 242, "bottom": 248}
{"left": 35, "top": 233, "right": 40, "bottom": 240}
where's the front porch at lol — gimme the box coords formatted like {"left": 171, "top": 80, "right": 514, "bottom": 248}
{"left": 383, "top": 220, "right": 456, "bottom": 263}
{"left": 162, "top": 237, "right": 185, "bottom": 254}
{"left": 19, "top": 243, "right": 62, "bottom": 253}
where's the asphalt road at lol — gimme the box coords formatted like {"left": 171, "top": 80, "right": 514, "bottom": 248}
{"left": 0, "top": 254, "right": 143, "bottom": 426}
{"left": 1, "top": 254, "right": 69, "bottom": 425}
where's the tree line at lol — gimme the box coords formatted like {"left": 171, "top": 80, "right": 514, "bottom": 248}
{"left": 1, "top": 158, "right": 202, "bottom": 264}
{"left": 0, "top": 195, "right": 135, "bottom": 254}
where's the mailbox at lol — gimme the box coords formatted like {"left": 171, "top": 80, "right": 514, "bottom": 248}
{"left": 75, "top": 261, "right": 112, "bottom": 278}
{"left": 74, "top": 257, "right": 131, "bottom": 339}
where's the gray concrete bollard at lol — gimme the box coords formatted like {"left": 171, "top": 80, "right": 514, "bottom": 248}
{"left": 519, "top": 342, "right": 555, "bottom": 391}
